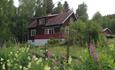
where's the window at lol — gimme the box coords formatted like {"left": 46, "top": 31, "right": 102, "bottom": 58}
{"left": 44, "top": 29, "right": 49, "bottom": 34}
{"left": 70, "top": 17, "right": 74, "bottom": 23}
{"left": 44, "top": 28, "right": 54, "bottom": 34}
{"left": 31, "top": 29, "right": 36, "bottom": 36}
{"left": 39, "top": 19, "right": 45, "bottom": 24}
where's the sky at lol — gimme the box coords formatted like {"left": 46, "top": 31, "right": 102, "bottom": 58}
{"left": 14, "top": 0, "right": 115, "bottom": 19}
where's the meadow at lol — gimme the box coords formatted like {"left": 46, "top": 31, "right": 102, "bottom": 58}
{"left": 0, "top": 39, "right": 115, "bottom": 70}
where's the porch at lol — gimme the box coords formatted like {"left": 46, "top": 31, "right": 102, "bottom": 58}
{"left": 33, "top": 34, "right": 64, "bottom": 39}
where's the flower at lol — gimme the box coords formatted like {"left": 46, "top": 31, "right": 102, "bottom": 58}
{"left": 44, "top": 64, "right": 50, "bottom": 70}
{"left": 15, "top": 53, "right": 18, "bottom": 57}
{"left": 32, "top": 55, "right": 38, "bottom": 61}
{"left": 84, "top": 49, "right": 87, "bottom": 53}
{"left": 20, "top": 65, "right": 22, "bottom": 69}
{"left": 36, "top": 58, "right": 42, "bottom": 64}
{"left": 7, "top": 60, "right": 11, "bottom": 66}
{"left": 68, "top": 56, "right": 72, "bottom": 64}
{"left": 27, "top": 56, "right": 31, "bottom": 60}
{"left": 109, "top": 44, "right": 114, "bottom": 51}
{"left": 2, "top": 64, "right": 5, "bottom": 69}
{"left": 28, "top": 62, "right": 31, "bottom": 68}
{"left": 26, "top": 47, "right": 29, "bottom": 52}
{"left": 10, "top": 52, "right": 13, "bottom": 55}
{"left": 1, "top": 58, "right": 4, "bottom": 61}
{"left": 24, "top": 67, "right": 28, "bottom": 70}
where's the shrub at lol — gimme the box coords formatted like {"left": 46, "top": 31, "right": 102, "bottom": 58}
{"left": 47, "top": 38, "right": 63, "bottom": 45}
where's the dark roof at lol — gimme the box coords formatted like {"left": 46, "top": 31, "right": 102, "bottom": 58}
{"left": 106, "top": 14, "right": 115, "bottom": 18}
{"left": 28, "top": 10, "right": 76, "bottom": 28}
{"left": 32, "top": 14, "right": 58, "bottom": 19}
{"left": 102, "top": 28, "right": 112, "bottom": 34}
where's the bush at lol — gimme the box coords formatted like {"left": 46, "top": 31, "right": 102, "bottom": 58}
{"left": 68, "top": 20, "right": 103, "bottom": 46}
{"left": 47, "top": 38, "right": 63, "bottom": 45}
{"left": 0, "top": 43, "right": 115, "bottom": 70}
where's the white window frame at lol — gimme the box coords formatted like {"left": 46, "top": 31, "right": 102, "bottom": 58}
{"left": 39, "top": 19, "right": 45, "bottom": 24}
{"left": 31, "top": 29, "right": 36, "bottom": 36}
{"left": 44, "top": 28, "right": 55, "bottom": 34}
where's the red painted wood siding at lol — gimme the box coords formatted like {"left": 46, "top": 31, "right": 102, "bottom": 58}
{"left": 33, "top": 34, "right": 64, "bottom": 39}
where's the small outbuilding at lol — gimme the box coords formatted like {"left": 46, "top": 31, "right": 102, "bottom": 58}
{"left": 102, "top": 28, "right": 115, "bottom": 38}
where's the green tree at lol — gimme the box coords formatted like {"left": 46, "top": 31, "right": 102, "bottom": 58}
{"left": 76, "top": 3, "right": 88, "bottom": 21}
{"left": 68, "top": 20, "right": 86, "bottom": 46}
{"left": 46, "top": 0, "right": 54, "bottom": 14}
{"left": 92, "top": 12, "right": 102, "bottom": 21}
{"left": 42, "top": 0, "right": 54, "bottom": 15}
{"left": 12, "top": 0, "right": 36, "bottom": 43}
{"left": 109, "top": 19, "right": 115, "bottom": 34}
{"left": 18, "top": 0, "right": 36, "bottom": 16}
{"left": 68, "top": 20, "right": 102, "bottom": 46}
{"left": 63, "top": 1, "right": 70, "bottom": 12}
{"left": 53, "top": 2, "right": 64, "bottom": 14}
{"left": 0, "top": 0, "right": 16, "bottom": 46}
{"left": 35, "top": 0, "right": 44, "bottom": 16}
{"left": 85, "top": 21, "right": 102, "bottom": 44}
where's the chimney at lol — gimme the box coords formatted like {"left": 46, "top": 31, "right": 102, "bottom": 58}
{"left": 48, "top": 13, "right": 52, "bottom": 16}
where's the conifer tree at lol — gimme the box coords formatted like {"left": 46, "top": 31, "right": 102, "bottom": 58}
{"left": 53, "top": 2, "right": 64, "bottom": 14}
{"left": 63, "top": 1, "right": 70, "bottom": 12}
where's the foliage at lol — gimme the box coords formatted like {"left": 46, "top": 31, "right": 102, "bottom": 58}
{"left": 68, "top": 20, "right": 86, "bottom": 46}
{"left": 92, "top": 12, "right": 115, "bottom": 34}
{"left": 45, "top": 0, "right": 54, "bottom": 14}
{"left": 92, "top": 11, "right": 102, "bottom": 22}
{"left": 85, "top": 20, "right": 102, "bottom": 44}
{"left": 68, "top": 20, "right": 103, "bottom": 46}
{"left": 0, "top": 42, "right": 115, "bottom": 70}
{"left": 53, "top": 2, "right": 64, "bottom": 14}
{"left": 0, "top": 0, "right": 16, "bottom": 44}
{"left": 109, "top": 19, "right": 115, "bottom": 34}
{"left": 63, "top": 1, "right": 70, "bottom": 12}
{"left": 76, "top": 3, "right": 88, "bottom": 21}
{"left": 47, "top": 38, "right": 62, "bottom": 45}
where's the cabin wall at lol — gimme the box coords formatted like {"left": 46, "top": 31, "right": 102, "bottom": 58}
{"left": 28, "top": 39, "right": 65, "bottom": 46}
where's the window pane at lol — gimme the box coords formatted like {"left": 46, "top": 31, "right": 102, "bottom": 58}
{"left": 31, "top": 29, "right": 36, "bottom": 36}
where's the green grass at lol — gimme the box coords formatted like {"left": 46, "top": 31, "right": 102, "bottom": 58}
{"left": 30, "top": 46, "right": 86, "bottom": 56}
{"left": 0, "top": 39, "right": 115, "bottom": 70}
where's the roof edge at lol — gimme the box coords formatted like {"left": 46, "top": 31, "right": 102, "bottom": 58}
{"left": 62, "top": 11, "right": 74, "bottom": 23}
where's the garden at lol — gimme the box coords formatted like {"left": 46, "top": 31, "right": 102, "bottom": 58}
{"left": 0, "top": 39, "right": 115, "bottom": 70}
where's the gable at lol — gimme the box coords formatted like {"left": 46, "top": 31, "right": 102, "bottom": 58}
{"left": 28, "top": 10, "right": 77, "bottom": 28}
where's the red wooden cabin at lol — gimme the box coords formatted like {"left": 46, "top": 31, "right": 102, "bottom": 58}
{"left": 28, "top": 10, "right": 77, "bottom": 45}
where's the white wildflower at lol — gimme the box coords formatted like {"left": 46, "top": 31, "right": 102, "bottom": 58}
{"left": 32, "top": 55, "right": 38, "bottom": 61}
{"left": 44, "top": 64, "right": 50, "bottom": 70}
{"left": 27, "top": 56, "right": 31, "bottom": 60}
{"left": 36, "top": 58, "right": 42, "bottom": 64}
{"left": 45, "top": 58, "right": 48, "bottom": 60}
{"left": 20, "top": 65, "right": 22, "bottom": 69}
{"left": 68, "top": 56, "right": 72, "bottom": 64}
{"left": 1, "top": 58, "right": 4, "bottom": 61}
{"left": 15, "top": 53, "right": 18, "bottom": 57}
{"left": 2, "top": 64, "right": 5, "bottom": 70}
{"left": 24, "top": 67, "right": 28, "bottom": 70}
{"left": 7, "top": 60, "right": 10, "bottom": 66}
{"left": 26, "top": 47, "right": 29, "bottom": 52}
{"left": 40, "top": 50, "right": 43, "bottom": 52}
{"left": 110, "top": 44, "right": 114, "bottom": 51}
{"left": 10, "top": 52, "right": 13, "bottom": 55}
{"left": 79, "top": 56, "right": 82, "bottom": 58}
{"left": 28, "top": 62, "right": 31, "bottom": 68}
{"left": 84, "top": 49, "right": 87, "bottom": 52}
